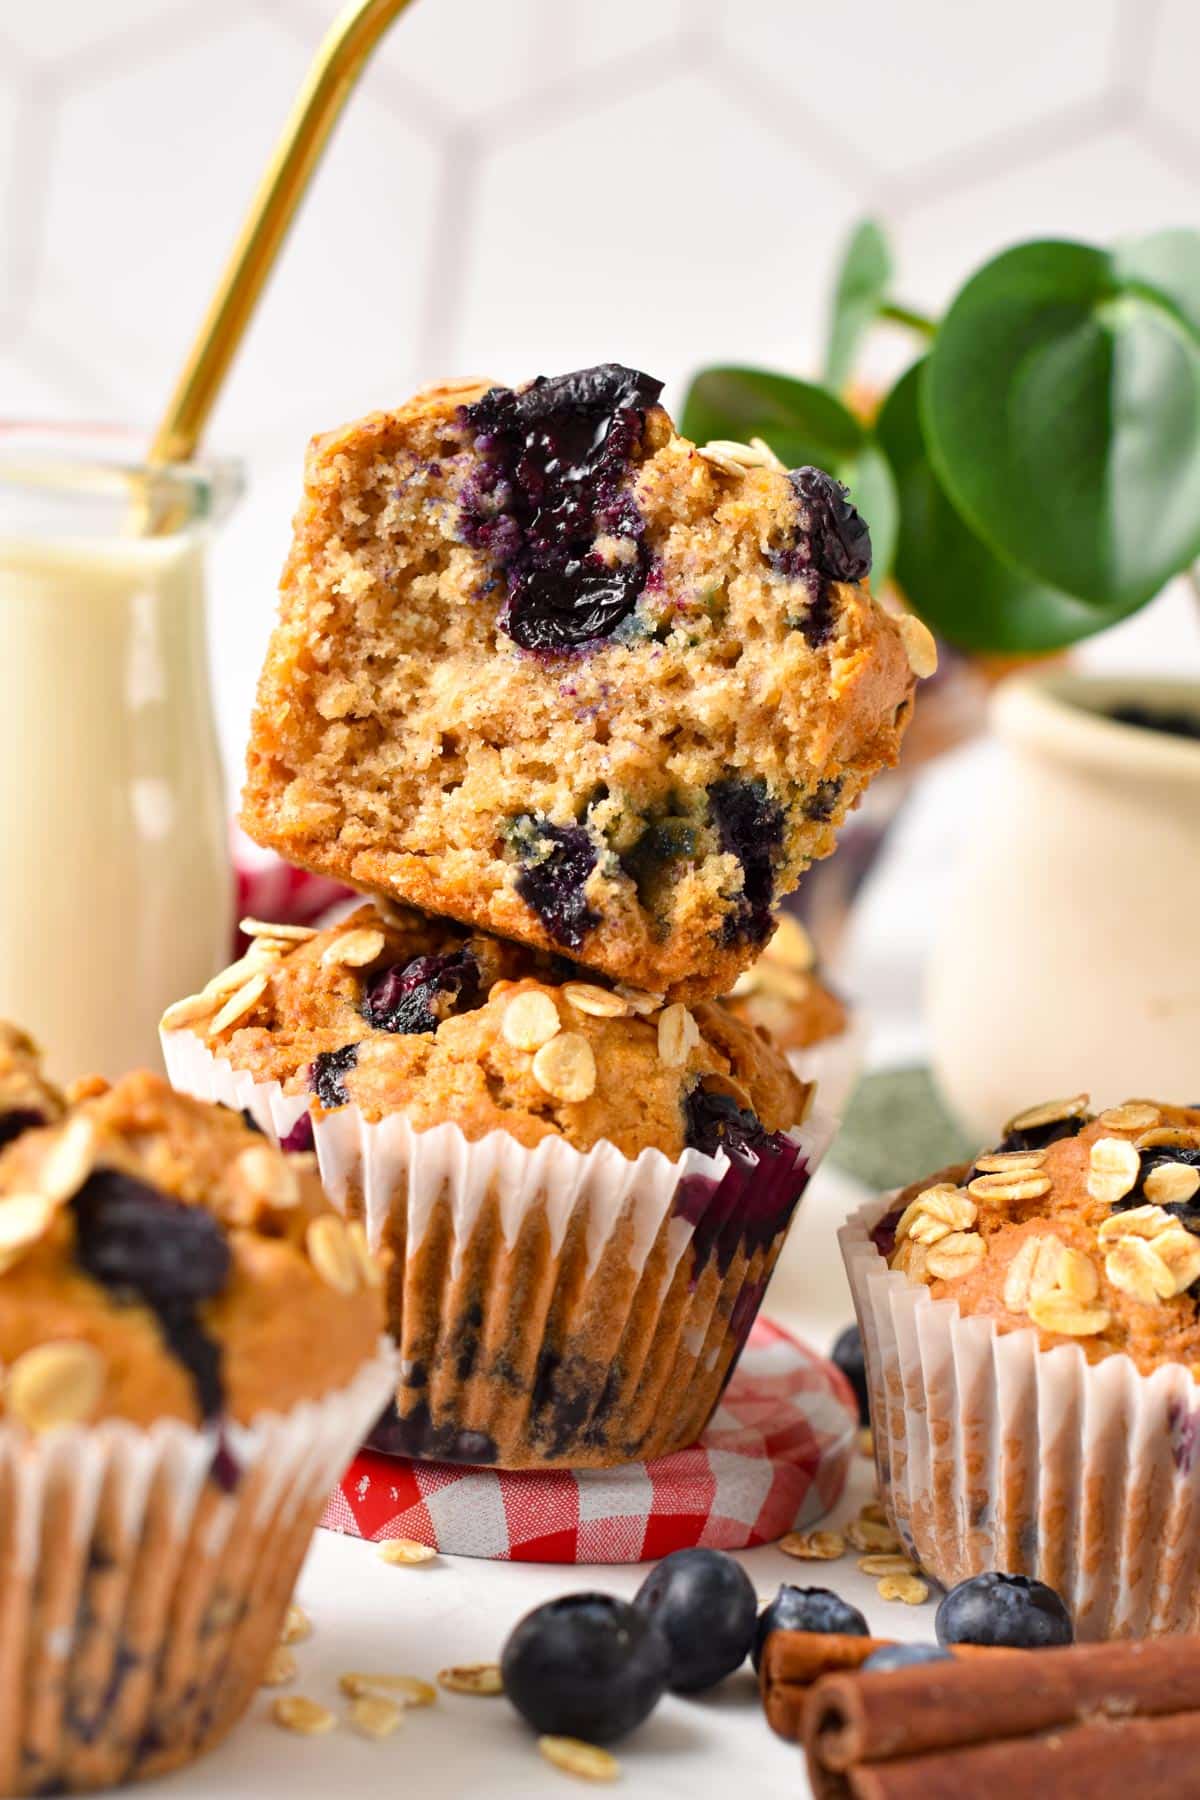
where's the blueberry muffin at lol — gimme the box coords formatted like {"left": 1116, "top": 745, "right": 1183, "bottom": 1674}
{"left": 0, "top": 1054, "right": 392, "bottom": 1793}
{"left": 161, "top": 907, "right": 826, "bottom": 1469}
{"left": 241, "top": 365, "right": 928, "bottom": 1000}
{"left": 842, "top": 1092, "right": 1200, "bottom": 1639}
{"left": 877, "top": 1094, "right": 1200, "bottom": 1372}
{"left": 724, "top": 914, "right": 848, "bottom": 1055}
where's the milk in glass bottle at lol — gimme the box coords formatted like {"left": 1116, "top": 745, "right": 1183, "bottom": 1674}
{"left": 0, "top": 428, "right": 238, "bottom": 1079}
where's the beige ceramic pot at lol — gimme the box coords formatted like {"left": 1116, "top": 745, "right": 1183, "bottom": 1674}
{"left": 928, "top": 671, "right": 1200, "bottom": 1137}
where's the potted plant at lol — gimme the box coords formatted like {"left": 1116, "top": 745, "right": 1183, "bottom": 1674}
{"left": 682, "top": 224, "right": 1200, "bottom": 1126}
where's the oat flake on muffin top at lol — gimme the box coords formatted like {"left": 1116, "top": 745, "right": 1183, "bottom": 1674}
{"left": 0, "top": 1063, "right": 382, "bottom": 1430}
{"left": 162, "top": 903, "right": 813, "bottom": 1162}
{"left": 881, "top": 1092, "right": 1200, "bottom": 1375}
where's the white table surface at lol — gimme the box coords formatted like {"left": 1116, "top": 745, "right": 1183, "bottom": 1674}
{"left": 134, "top": 1149, "right": 903, "bottom": 1797}
{"left": 145, "top": 1444, "right": 924, "bottom": 1800}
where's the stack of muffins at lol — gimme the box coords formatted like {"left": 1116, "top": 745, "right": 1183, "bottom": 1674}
{"left": 163, "top": 363, "right": 931, "bottom": 1469}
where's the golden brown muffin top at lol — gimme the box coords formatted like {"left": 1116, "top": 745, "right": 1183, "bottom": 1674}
{"left": 723, "top": 915, "right": 848, "bottom": 1053}
{"left": 0, "top": 1021, "right": 66, "bottom": 1147}
{"left": 164, "top": 903, "right": 813, "bottom": 1160}
{"left": 0, "top": 1063, "right": 382, "bottom": 1432}
{"left": 881, "top": 1093, "right": 1200, "bottom": 1376}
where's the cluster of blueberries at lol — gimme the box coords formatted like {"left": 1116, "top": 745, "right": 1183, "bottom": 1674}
{"left": 500, "top": 1318, "right": 1074, "bottom": 1747}
{"left": 499, "top": 1549, "right": 1073, "bottom": 1746}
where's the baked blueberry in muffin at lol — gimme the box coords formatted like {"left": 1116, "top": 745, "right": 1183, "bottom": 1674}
{"left": 241, "top": 366, "right": 928, "bottom": 1000}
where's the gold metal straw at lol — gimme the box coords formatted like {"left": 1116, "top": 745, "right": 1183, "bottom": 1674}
{"left": 147, "top": 0, "right": 417, "bottom": 470}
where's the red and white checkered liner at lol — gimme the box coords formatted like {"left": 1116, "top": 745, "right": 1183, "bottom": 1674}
{"left": 320, "top": 1318, "right": 856, "bottom": 1563}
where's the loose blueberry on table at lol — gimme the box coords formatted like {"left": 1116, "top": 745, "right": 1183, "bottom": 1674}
{"left": 935, "top": 1572, "right": 1073, "bottom": 1650}
{"left": 830, "top": 1323, "right": 869, "bottom": 1423}
{"left": 500, "top": 1592, "right": 671, "bottom": 1743}
{"left": 632, "top": 1548, "right": 758, "bottom": 1693}
{"left": 861, "top": 1642, "right": 953, "bottom": 1673}
{"left": 752, "top": 1585, "right": 869, "bottom": 1672}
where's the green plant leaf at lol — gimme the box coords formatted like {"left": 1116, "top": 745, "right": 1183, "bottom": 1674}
{"left": 681, "top": 366, "right": 863, "bottom": 466}
{"left": 923, "top": 236, "right": 1200, "bottom": 609}
{"left": 877, "top": 361, "right": 1139, "bottom": 652}
{"left": 1115, "top": 229, "right": 1200, "bottom": 338}
{"left": 679, "top": 365, "right": 897, "bottom": 580}
{"left": 824, "top": 218, "right": 893, "bottom": 390}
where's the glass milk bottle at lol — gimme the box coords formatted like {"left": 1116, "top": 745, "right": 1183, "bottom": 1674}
{"left": 0, "top": 428, "right": 240, "bottom": 1081}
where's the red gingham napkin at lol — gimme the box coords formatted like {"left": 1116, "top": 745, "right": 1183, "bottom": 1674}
{"left": 320, "top": 1319, "right": 857, "bottom": 1563}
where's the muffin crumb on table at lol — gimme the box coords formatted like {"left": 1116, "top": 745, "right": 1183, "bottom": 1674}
{"left": 241, "top": 364, "right": 923, "bottom": 1000}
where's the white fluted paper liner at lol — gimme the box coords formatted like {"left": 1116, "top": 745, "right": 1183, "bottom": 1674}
{"left": 0, "top": 1344, "right": 396, "bottom": 1793}
{"left": 162, "top": 1027, "right": 836, "bottom": 1469}
{"left": 842, "top": 1194, "right": 1200, "bottom": 1641}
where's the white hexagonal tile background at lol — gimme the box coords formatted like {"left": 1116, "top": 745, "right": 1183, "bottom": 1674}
{"left": 896, "top": 128, "right": 1200, "bottom": 314}
{"left": 0, "top": 0, "right": 213, "bottom": 67}
{"left": 1142, "top": 0, "right": 1200, "bottom": 152}
{"left": 456, "top": 65, "right": 863, "bottom": 396}
{"left": 0, "top": 65, "right": 27, "bottom": 339}
{"left": 728, "top": 0, "right": 1123, "bottom": 181}
{"left": 1, "top": 0, "right": 1198, "bottom": 777}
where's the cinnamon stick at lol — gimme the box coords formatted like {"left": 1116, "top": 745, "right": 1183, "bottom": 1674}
{"left": 760, "top": 1630, "right": 1005, "bottom": 1741}
{"left": 761, "top": 1634, "right": 887, "bottom": 1742}
{"left": 819, "top": 1710, "right": 1200, "bottom": 1800}
{"left": 805, "top": 1637, "right": 1200, "bottom": 1771}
